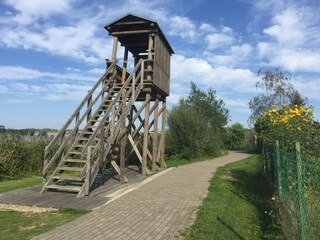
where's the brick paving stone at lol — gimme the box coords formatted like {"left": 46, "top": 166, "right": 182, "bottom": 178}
{"left": 32, "top": 151, "right": 251, "bottom": 240}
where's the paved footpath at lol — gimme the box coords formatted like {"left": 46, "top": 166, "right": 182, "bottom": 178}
{"left": 33, "top": 151, "right": 251, "bottom": 240}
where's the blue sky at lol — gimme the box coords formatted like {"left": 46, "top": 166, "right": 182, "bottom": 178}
{"left": 0, "top": 0, "right": 319, "bottom": 129}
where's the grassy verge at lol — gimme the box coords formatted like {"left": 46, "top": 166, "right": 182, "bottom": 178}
{"left": 166, "top": 150, "right": 228, "bottom": 168}
{"left": 0, "top": 208, "right": 88, "bottom": 240}
{"left": 0, "top": 176, "right": 42, "bottom": 194}
{"left": 0, "top": 177, "right": 89, "bottom": 240}
{"left": 184, "top": 155, "right": 283, "bottom": 240}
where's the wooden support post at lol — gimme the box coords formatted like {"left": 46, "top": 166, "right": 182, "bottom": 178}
{"left": 121, "top": 48, "right": 129, "bottom": 84}
{"left": 84, "top": 147, "right": 91, "bottom": 196}
{"left": 160, "top": 99, "right": 167, "bottom": 168}
{"left": 142, "top": 94, "right": 151, "bottom": 176}
{"left": 152, "top": 98, "right": 159, "bottom": 172}
{"left": 147, "top": 34, "right": 153, "bottom": 81}
{"left": 99, "top": 125, "right": 105, "bottom": 169}
{"left": 119, "top": 87, "right": 126, "bottom": 184}
{"left": 111, "top": 36, "right": 118, "bottom": 62}
{"left": 110, "top": 105, "right": 115, "bottom": 141}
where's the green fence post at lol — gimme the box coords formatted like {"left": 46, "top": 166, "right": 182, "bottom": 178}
{"left": 262, "top": 140, "right": 267, "bottom": 174}
{"left": 295, "top": 142, "right": 307, "bottom": 240}
{"left": 275, "top": 140, "right": 283, "bottom": 198}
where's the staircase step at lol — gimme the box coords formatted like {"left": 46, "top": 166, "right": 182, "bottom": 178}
{"left": 59, "top": 167, "right": 83, "bottom": 172}
{"left": 74, "top": 144, "right": 86, "bottom": 147}
{"left": 64, "top": 159, "right": 87, "bottom": 163}
{"left": 46, "top": 184, "right": 81, "bottom": 193}
{"left": 69, "top": 151, "right": 82, "bottom": 155}
{"left": 81, "top": 131, "right": 94, "bottom": 135}
{"left": 53, "top": 175, "right": 83, "bottom": 181}
{"left": 77, "top": 138, "right": 99, "bottom": 142}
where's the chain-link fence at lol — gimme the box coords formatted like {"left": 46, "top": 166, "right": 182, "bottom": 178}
{"left": 263, "top": 141, "right": 320, "bottom": 240}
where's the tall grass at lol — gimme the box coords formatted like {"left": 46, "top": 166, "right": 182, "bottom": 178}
{"left": 0, "top": 136, "right": 47, "bottom": 180}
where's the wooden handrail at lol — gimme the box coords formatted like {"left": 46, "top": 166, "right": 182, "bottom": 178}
{"left": 80, "top": 59, "right": 144, "bottom": 158}
{"left": 44, "top": 62, "right": 116, "bottom": 156}
{"left": 43, "top": 62, "right": 116, "bottom": 175}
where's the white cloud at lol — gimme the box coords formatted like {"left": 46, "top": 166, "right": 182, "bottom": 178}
{"left": 268, "top": 49, "right": 320, "bottom": 73}
{"left": 0, "top": 65, "right": 97, "bottom": 81}
{"left": 293, "top": 78, "right": 320, "bottom": 101}
{"left": 0, "top": 20, "right": 113, "bottom": 63}
{"left": 206, "top": 43, "right": 253, "bottom": 66}
{"left": 257, "top": 6, "right": 320, "bottom": 73}
{"left": 168, "top": 16, "right": 197, "bottom": 40}
{"left": 264, "top": 8, "right": 307, "bottom": 47}
{"left": 88, "top": 68, "right": 106, "bottom": 74}
{"left": 224, "top": 98, "right": 250, "bottom": 113}
{"left": 171, "top": 54, "right": 257, "bottom": 94}
{"left": 199, "top": 23, "right": 216, "bottom": 32}
{"left": 205, "top": 31, "right": 235, "bottom": 50}
{"left": 4, "top": 82, "right": 92, "bottom": 102}
{"left": 4, "top": 0, "right": 72, "bottom": 17}
{"left": 0, "top": 86, "right": 9, "bottom": 93}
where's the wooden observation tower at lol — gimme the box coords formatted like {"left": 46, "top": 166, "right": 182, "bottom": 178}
{"left": 40, "top": 14, "right": 174, "bottom": 197}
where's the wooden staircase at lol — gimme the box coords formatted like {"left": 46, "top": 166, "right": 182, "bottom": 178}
{"left": 41, "top": 60, "right": 145, "bottom": 197}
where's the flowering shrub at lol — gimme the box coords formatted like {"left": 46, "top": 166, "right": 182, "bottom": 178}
{"left": 255, "top": 104, "right": 316, "bottom": 153}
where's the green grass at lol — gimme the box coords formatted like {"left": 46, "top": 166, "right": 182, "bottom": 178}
{"left": 0, "top": 176, "right": 42, "bottom": 194}
{"left": 0, "top": 208, "right": 88, "bottom": 240}
{"left": 166, "top": 150, "right": 228, "bottom": 168}
{"left": 184, "top": 155, "right": 284, "bottom": 240}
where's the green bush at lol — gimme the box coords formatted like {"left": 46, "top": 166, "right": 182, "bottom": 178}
{"left": 167, "top": 82, "right": 229, "bottom": 159}
{"left": 0, "top": 136, "right": 46, "bottom": 180}
{"left": 225, "top": 123, "right": 247, "bottom": 150}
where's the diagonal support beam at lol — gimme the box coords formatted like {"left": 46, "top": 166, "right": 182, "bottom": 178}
{"left": 111, "top": 160, "right": 128, "bottom": 183}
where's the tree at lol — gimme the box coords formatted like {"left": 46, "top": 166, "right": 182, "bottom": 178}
{"left": 248, "top": 68, "right": 306, "bottom": 125}
{"left": 167, "top": 82, "right": 229, "bottom": 158}
{"left": 225, "top": 123, "right": 247, "bottom": 150}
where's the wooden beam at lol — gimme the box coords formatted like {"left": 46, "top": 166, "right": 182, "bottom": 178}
{"left": 142, "top": 94, "right": 151, "bottom": 176}
{"left": 99, "top": 125, "right": 105, "bottom": 169}
{"left": 128, "top": 134, "right": 142, "bottom": 163}
{"left": 111, "top": 36, "right": 118, "bottom": 62}
{"left": 152, "top": 98, "right": 159, "bottom": 172}
{"left": 121, "top": 42, "right": 147, "bottom": 47}
{"left": 111, "top": 160, "right": 128, "bottom": 183}
{"left": 160, "top": 100, "right": 167, "bottom": 168}
{"left": 119, "top": 88, "right": 126, "bottom": 184}
{"left": 84, "top": 147, "right": 91, "bottom": 196}
{"left": 112, "top": 30, "right": 154, "bottom": 35}
{"left": 114, "top": 20, "right": 149, "bottom": 26}
{"left": 147, "top": 34, "right": 154, "bottom": 81}
{"left": 121, "top": 48, "right": 129, "bottom": 84}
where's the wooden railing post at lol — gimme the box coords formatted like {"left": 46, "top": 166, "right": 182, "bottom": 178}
{"left": 87, "top": 93, "right": 92, "bottom": 124}
{"left": 75, "top": 112, "right": 80, "bottom": 136}
{"left": 131, "top": 71, "right": 136, "bottom": 105}
{"left": 84, "top": 147, "right": 92, "bottom": 196}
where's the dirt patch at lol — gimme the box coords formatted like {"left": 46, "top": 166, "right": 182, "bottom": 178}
{"left": 0, "top": 203, "right": 57, "bottom": 213}
{"left": 219, "top": 174, "right": 237, "bottom": 181}
{"left": 18, "top": 225, "right": 37, "bottom": 231}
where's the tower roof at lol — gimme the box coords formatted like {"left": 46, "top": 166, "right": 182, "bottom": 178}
{"left": 105, "top": 13, "right": 174, "bottom": 55}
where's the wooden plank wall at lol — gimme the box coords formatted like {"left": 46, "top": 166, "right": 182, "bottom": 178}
{"left": 153, "top": 35, "right": 170, "bottom": 95}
